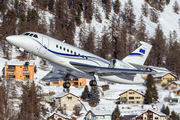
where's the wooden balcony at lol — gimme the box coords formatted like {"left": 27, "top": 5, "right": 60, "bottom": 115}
{"left": 23, "top": 71, "right": 30, "bottom": 75}
{"left": 7, "top": 68, "right": 15, "bottom": 71}
{"left": 7, "top": 71, "right": 14, "bottom": 75}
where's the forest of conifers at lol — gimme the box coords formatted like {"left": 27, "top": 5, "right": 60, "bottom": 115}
{"left": 0, "top": 0, "right": 180, "bottom": 77}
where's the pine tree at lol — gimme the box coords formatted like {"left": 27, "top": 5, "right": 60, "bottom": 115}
{"left": 112, "top": 104, "right": 121, "bottom": 120}
{"left": 142, "top": 2, "right": 149, "bottom": 17}
{"left": 114, "top": 0, "right": 121, "bottom": 14}
{"left": 102, "top": 0, "right": 111, "bottom": 19}
{"left": 150, "top": 8, "right": 159, "bottom": 23}
{"left": 165, "top": 106, "right": 170, "bottom": 116}
{"left": 151, "top": 24, "right": 166, "bottom": 67}
{"left": 144, "top": 89, "right": 152, "bottom": 104}
{"left": 166, "top": 0, "right": 170, "bottom": 5}
{"left": 84, "top": 0, "right": 93, "bottom": 23}
{"left": 99, "top": 27, "right": 112, "bottom": 60}
{"left": 48, "top": 0, "right": 54, "bottom": 12}
{"left": 88, "top": 86, "right": 100, "bottom": 104}
{"left": 170, "top": 110, "right": 177, "bottom": 120}
{"left": 152, "top": 85, "right": 158, "bottom": 101}
{"left": 146, "top": 74, "right": 154, "bottom": 91}
{"left": 123, "top": 0, "right": 136, "bottom": 32}
{"left": 174, "top": 0, "right": 180, "bottom": 14}
{"left": 81, "top": 85, "right": 89, "bottom": 99}
{"left": 135, "top": 15, "right": 148, "bottom": 45}
{"left": 161, "top": 104, "right": 165, "bottom": 114}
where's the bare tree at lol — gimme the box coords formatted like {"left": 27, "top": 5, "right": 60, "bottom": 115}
{"left": 73, "top": 104, "right": 82, "bottom": 115}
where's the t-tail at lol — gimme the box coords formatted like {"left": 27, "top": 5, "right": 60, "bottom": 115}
{"left": 122, "top": 41, "right": 152, "bottom": 66}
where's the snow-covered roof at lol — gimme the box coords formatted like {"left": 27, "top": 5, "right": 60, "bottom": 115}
{"left": 49, "top": 112, "right": 72, "bottom": 119}
{"left": 147, "top": 66, "right": 170, "bottom": 73}
{"left": 172, "top": 81, "right": 180, "bottom": 85}
{"left": 86, "top": 110, "right": 111, "bottom": 116}
{"left": 119, "top": 89, "right": 145, "bottom": 96}
{"left": 137, "top": 109, "right": 167, "bottom": 117}
{"left": 50, "top": 92, "right": 79, "bottom": 99}
{"left": 5, "top": 60, "right": 34, "bottom": 66}
{"left": 153, "top": 72, "right": 177, "bottom": 78}
{"left": 148, "top": 109, "right": 167, "bottom": 117}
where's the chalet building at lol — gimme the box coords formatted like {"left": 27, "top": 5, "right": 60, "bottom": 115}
{"left": 153, "top": 72, "right": 176, "bottom": 86}
{"left": 142, "top": 66, "right": 177, "bottom": 86}
{"left": 115, "top": 89, "right": 144, "bottom": 104}
{"left": 49, "top": 78, "right": 86, "bottom": 87}
{"left": 4, "top": 61, "right": 34, "bottom": 80}
{"left": 84, "top": 110, "right": 111, "bottom": 120}
{"left": 49, "top": 112, "right": 72, "bottom": 120}
{"left": 50, "top": 92, "right": 79, "bottom": 111}
{"left": 136, "top": 109, "right": 167, "bottom": 120}
{"left": 168, "top": 81, "right": 180, "bottom": 90}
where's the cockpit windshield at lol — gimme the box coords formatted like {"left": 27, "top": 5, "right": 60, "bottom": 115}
{"left": 23, "top": 33, "right": 38, "bottom": 38}
{"left": 23, "top": 33, "right": 30, "bottom": 36}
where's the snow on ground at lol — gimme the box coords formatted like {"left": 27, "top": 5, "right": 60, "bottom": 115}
{"left": 0, "top": 48, "right": 180, "bottom": 119}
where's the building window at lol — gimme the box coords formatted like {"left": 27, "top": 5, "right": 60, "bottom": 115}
{"left": 129, "top": 97, "right": 134, "bottom": 99}
{"left": 59, "top": 99, "right": 61, "bottom": 102}
{"left": 67, "top": 96, "right": 72, "bottom": 99}
{"left": 16, "top": 71, "right": 19, "bottom": 73}
{"left": 149, "top": 113, "right": 152, "bottom": 115}
{"left": 129, "top": 92, "right": 134, "bottom": 94}
{"left": 136, "top": 97, "right": 140, "bottom": 99}
{"left": 64, "top": 104, "right": 66, "bottom": 107}
{"left": 155, "top": 117, "right": 158, "bottom": 119}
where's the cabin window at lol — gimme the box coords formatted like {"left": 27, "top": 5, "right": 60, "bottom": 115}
{"left": 82, "top": 55, "right": 84, "bottom": 58}
{"left": 86, "top": 57, "right": 88, "bottom": 59}
{"left": 23, "top": 33, "right": 30, "bottom": 36}
{"left": 33, "top": 34, "right": 38, "bottom": 38}
{"left": 71, "top": 50, "right": 73, "bottom": 54}
{"left": 60, "top": 46, "right": 62, "bottom": 49}
{"left": 56, "top": 45, "right": 58, "bottom": 48}
{"left": 74, "top": 52, "right": 76, "bottom": 55}
{"left": 78, "top": 54, "right": 80, "bottom": 57}
{"left": 67, "top": 49, "right": 69, "bottom": 52}
{"left": 64, "top": 48, "right": 66, "bottom": 51}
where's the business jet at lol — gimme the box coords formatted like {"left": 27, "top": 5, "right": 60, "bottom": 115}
{"left": 6, "top": 32, "right": 153, "bottom": 88}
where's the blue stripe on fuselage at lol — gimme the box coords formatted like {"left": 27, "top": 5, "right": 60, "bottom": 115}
{"left": 31, "top": 38, "right": 109, "bottom": 64}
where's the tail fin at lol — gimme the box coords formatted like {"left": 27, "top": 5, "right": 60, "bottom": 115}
{"left": 122, "top": 41, "right": 152, "bottom": 66}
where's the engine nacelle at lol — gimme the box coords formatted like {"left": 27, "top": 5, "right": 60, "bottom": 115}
{"left": 109, "top": 59, "right": 133, "bottom": 69}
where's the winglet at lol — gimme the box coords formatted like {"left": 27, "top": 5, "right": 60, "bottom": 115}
{"left": 122, "top": 41, "right": 152, "bottom": 66}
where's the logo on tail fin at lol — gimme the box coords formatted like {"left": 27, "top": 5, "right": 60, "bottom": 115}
{"left": 139, "top": 48, "right": 145, "bottom": 54}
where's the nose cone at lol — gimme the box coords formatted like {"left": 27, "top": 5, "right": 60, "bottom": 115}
{"left": 6, "top": 35, "right": 24, "bottom": 48}
{"left": 6, "top": 36, "right": 14, "bottom": 44}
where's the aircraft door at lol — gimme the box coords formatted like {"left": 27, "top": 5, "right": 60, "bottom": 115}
{"left": 38, "top": 36, "right": 49, "bottom": 54}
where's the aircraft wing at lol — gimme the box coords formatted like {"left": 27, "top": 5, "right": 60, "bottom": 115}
{"left": 70, "top": 62, "right": 155, "bottom": 74}
{"left": 40, "top": 67, "right": 67, "bottom": 82}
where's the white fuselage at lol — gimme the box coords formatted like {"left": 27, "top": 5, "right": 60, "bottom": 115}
{"left": 6, "top": 32, "right": 145, "bottom": 84}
